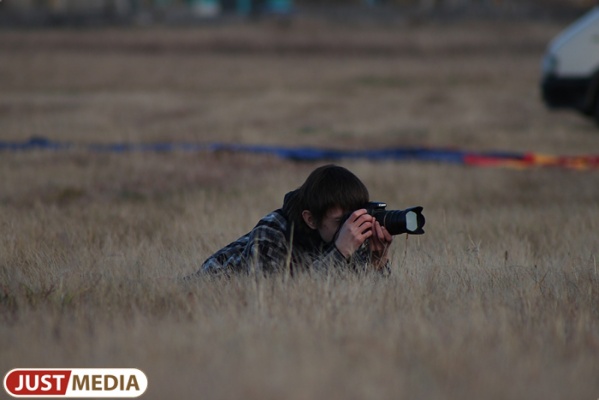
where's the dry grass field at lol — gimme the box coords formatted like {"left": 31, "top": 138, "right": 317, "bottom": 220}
{"left": 1, "top": 15, "right": 599, "bottom": 399}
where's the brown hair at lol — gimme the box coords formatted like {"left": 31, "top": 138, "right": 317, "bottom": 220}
{"left": 285, "top": 164, "right": 369, "bottom": 234}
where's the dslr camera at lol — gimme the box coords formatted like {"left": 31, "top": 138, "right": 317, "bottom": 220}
{"left": 364, "top": 202, "right": 425, "bottom": 235}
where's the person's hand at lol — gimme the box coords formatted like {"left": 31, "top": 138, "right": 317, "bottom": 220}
{"left": 334, "top": 209, "right": 373, "bottom": 259}
{"left": 369, "top": 219, "right": 393, "bottom": 270}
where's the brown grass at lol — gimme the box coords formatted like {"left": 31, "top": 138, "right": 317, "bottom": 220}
{"left": 1, "top": 18, "right": 598, "bottom": 399}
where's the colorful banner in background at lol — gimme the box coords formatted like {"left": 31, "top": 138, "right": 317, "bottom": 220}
{"left": 2, "top": 137, "right": 598, "bottom": 171}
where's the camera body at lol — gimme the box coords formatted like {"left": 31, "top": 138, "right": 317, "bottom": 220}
{"left": 365, "top": 202, "right": 425, "bottom": 235}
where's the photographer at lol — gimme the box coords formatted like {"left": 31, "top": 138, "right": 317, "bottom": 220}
{"left": 195, "top": 164, "right": 393, "bottom": 276}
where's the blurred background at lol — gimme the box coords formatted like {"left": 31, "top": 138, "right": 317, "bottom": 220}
{"left": 0, "top": 0, "right": 596, "bottom": 26}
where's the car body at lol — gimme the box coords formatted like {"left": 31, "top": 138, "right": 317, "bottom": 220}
{"left": 541, "top": 7, "right": 599, "bottom": 125}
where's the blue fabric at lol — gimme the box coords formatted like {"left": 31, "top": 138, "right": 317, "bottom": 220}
{"left": 0, "top": 137, "right": 570, "bottom": 168}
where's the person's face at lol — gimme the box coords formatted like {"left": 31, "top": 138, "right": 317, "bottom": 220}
{"left": 315, "top": 206, "right": 345, "bottom": 243}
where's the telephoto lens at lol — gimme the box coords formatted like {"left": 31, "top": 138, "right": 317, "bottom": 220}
{"left": 366, "top": 202, "right": 425, "bottom": 235}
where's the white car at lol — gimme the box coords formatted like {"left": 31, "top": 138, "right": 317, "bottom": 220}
{"left": 541, "top": 7, "right": 599, "bottom": 125}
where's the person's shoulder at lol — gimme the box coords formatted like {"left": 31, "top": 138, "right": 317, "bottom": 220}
{"left": 256, "top": 209, "right": 288, "bottom": 230}
{"left": 248, "top": 209, "right": 289, "bottom": 242}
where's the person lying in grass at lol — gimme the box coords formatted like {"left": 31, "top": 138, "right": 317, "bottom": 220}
{"left": 195, "top": 164, "right": 393, "bottom": 276}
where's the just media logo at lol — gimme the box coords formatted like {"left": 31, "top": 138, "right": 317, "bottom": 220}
{"left": 3, "top": 369, "right": 147, "bottom": 398}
